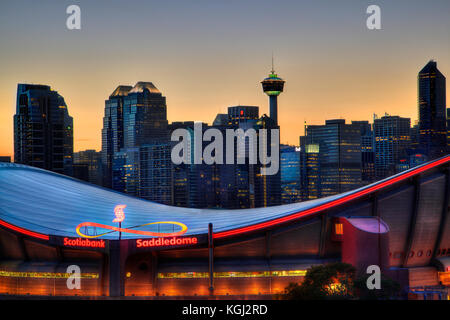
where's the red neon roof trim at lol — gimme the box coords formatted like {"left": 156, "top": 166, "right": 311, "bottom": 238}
{"left": 0, "top": 219, "right": 50, "bottom": 240}
{"left": 213, "top": 155, "right": 450, "bottom": 239}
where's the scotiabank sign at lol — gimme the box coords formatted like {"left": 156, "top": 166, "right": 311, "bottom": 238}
{"left": 136, "top": 236, "right": 198, "bottom": 248}
{"left": 64, "top": 237, "right": 106, "bottom": 248}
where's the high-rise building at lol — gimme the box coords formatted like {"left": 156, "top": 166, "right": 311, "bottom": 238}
{"left": 102, "top": 82, "right": 168, "bottom": 189}
{"left": 373, "top": 115, "right": 411, "bottom": 179}
{"left": 73, "top": 150, "right": 103, "bottom": 186}
{"left": 102, "top": 85, "right": 132, "bottom": 188}
{"left": 410, "top": 121, "right": 420, "bottom": 151}
{"left": 138, "top": 143, "right": 173, "bottom": 205}
{"left": 228, "top": 106, "right": 259, "bottom": 125}
{"left": 299, "top": 142, "right": 320, "bottom": 200}
{"left": 352, "top": 121, "right": 375, "bottom": 185}
{"left": 253, "top": 115, "right": 281, "bottom": 207}
{"left": 280, "top": 145, "right": 301, "bottom": 204}
{"left": 261, "top": 61, "right": 285, "bottom": 125}
{"left": 168, "top": 121, "right": 216, "bottom": 208}
{"left": 112, "top": 147, "right": 140, "bottom": 197}
{"left": 111, "top": 144, "right": 173, "bottom": 205}
{"left": 123, "top": 82, "right": 168, "bottom": 148}
{"left": 14, "top": 84, "right": 73, "bottom": 175}
{"left": 305, "top": 120, "right": 362, "bottom": 197}
{"left": 418, "top": 60, "right": 447, "bottom": 159}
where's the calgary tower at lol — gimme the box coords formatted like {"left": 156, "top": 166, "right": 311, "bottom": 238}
{"left": 261, "top": 57, "right": 285, "bottom": 125}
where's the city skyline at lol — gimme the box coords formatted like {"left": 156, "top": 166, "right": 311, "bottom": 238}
{"left": 1, "top": 0, "right": 450, "bottom": 159}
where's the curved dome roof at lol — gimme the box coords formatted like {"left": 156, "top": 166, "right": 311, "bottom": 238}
{"left": 0, "top": 156, "right": 449, "bottom": 240}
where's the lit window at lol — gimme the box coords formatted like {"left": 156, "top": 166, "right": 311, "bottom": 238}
{"left": 335, "top": 223, "right": 343, "bottom": 235}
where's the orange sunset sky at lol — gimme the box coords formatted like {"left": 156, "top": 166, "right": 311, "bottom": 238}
{"left": 1, "top": 1, "right": 449, "bottom": 160}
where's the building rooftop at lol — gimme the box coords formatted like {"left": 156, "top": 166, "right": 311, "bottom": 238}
{"left": 128, "top": 82, "right": 161, "bottom": 94}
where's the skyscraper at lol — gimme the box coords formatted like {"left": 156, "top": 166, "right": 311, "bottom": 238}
{"left": 228, "top": 106, "right": 259, "bottom": 125}
{"left": 418, "top": 60, "right": 447, "bottom": 159}
{"left": 306, "top": 120, "right": 362, "bottom": 196}
{"left": 261, "top": 61, "right": 285, "bottom": 126}
{"left": 280, "top": 145, "right": 301, "bottom": 204}
{"left": 112, "top": 147, "right": 140, "bottom": 196}
{"left": 123, "top": 82, "right": 168, "bottom": 148}
{"left": 168, "top": 121, "right": 216, "bottom": 208}
{"left": 299, "top": 141, "right": 320, "bottom": 200}
{"left": 102, "top": 82, "right": 169, "bottom": 188}
{"left": 138, "top": 143, "right": 173, "bottom": 205}
{"left": 373, "top": 115, "right": 411, "bottom": 179}
{"left": 14, "top": 84, "right": 73, "bottom": 175}
{"left": 254, "top": 115, "right": 281, "bottom": 207}
{"left": 101, "top": 85, "right": 132, "bottom": 188}
{"left": 352, "top": 121, "right": 375, "bottom": 185}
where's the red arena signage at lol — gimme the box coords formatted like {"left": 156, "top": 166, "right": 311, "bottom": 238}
{"left": 63, "top": 237, "right": 105, "bottom": 248}
{"left": 136, "top": 237, "right": 198, "bottom": 248}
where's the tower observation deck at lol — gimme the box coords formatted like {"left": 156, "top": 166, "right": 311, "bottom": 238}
{"left": 261, "top": 61, "right": 285, "bottom": 125}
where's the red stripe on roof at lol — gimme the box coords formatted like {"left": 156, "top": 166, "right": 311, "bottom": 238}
{"left": 213, "top": 155, "right": 450, "bottom": 239}
{"left": 0, "top": 219, "right": 50, "bottom": 240}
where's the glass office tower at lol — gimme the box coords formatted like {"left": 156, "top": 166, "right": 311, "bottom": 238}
{"left": 14, "top": 84, "right": 73, "bottom": 176}
{"left": 123, "top": 82, "right": 168, "bottom": 148}
{"left": 280, "top": 145, "right": 301, "bottom": 204}
{"left": 373, "top": 115, "right": 411, "bottom": 179}
{"left": 102, "top": 82, "right": 168, "bottom": 189}
{"left": 418, "top": 60, "right": 447, "bottom": 159}
{"left": 305, "top": 120, "right": 362, "bottom": 197}
{"left": 101, "top": 85, "right": 132, "bottom": 188}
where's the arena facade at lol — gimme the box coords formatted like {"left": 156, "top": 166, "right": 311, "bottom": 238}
{"left": 0, "top": 156, "right": 449, "bottom": 297}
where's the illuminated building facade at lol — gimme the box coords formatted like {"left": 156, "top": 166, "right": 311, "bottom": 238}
{"left": 102, "top": 85, "right": 132, "bottom": 188}
{"left": 280, "top": 145, "right": 301, "bottom": 204}
{"left": 352, "top": 121, "right": 375, "bottom": 185}
{"left": 139, "top": 143, "right": 173, "bottom": 205}
{"left": 418, "top": 60, "right": 447, "bottom": 160}
{"left": 373, "top": 115, "right": 411, "bottom": 179}
{"left": 228, "top": 106, "right": 259, "bottom": 125}
{"left": 102, "top": 82, "right": 169, "bottom": 189}
{"left": 299, "top": 143, "right": 320, "bottom": 200}
{"left": 168, "top": 121, "right": 217, "bottom": 208}
{"left": 112, "top": 147, "right": 140, "bottom": 196}
{"left": 1, "top": 156, "right": 449, "bottom": 297}
{"left": 14, "top": 84, "right": 73, "bottom": 176}
{"left": 253, "top": 115, "right": 282, "bottom": 207}
{"left": 305, "top": 119, "right": 362, "bottom": 197}
{"left": 112, "top": 144, "right": 173, "bottom": 205}
{"left": 123, "top": 82, "right": 169, "bottom": 148}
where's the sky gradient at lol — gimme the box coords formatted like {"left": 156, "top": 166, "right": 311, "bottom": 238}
{"left": 0, "top": 0, "right": 449, "bottom": 159}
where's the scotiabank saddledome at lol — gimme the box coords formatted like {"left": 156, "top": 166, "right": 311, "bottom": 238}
{"left": 0, "top": 156, "right": 450, "bottom": 297}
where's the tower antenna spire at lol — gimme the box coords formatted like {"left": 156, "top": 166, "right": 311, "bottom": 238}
{"left": 271, "top": 52, "right": 275, "bottom": 74}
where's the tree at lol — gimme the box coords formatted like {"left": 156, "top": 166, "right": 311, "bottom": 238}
{"left": 280, "top": 262, "right": 356, "bottom": 300}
